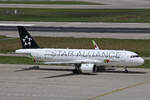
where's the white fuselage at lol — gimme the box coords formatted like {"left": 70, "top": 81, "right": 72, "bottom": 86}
{"left": 16, "top": 48, "right": 144, "bottom": 67}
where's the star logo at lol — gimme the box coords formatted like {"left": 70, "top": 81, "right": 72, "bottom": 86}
{"left": 22, "top": 35, "right": 32, "bottom": 46}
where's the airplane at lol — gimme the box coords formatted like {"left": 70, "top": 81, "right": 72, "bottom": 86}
{"left": 15, "top": 26, "right": 144, "bottom": 74}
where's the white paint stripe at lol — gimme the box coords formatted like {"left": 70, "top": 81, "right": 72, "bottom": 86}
{"left": 0, "top": 24, "right": 34, "bottom": 26}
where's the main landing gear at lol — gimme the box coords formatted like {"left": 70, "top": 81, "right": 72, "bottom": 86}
{"left": 73, "top": 64, "right": 82, "bottom": 74}
{"left": 32, "top": 65, "right": 40, "bottom": 69}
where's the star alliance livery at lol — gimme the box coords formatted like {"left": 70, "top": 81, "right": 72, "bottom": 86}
{"left": 16, "top": 26, "right": 144, "bottom": 73}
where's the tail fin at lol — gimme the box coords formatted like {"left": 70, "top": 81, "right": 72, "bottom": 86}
{"left": 91, "top": 40, "right": 99, "bottom": 50}
{"left": 17, "top": 26, "right": 40, "bottom": 49}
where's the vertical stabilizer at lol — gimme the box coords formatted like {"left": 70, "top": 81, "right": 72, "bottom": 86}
{"left": 92, "top": 40, "right": 99, "bottom": 50}
{"left": 17, "top": 26, "right": 40, "bottom": 49}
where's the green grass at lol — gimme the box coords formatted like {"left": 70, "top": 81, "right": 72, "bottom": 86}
{"left": 0, "top": 36, "right": 7, "bottom": 39}
{"left": 0, "top": 36, "right": 150, "bottom": 57}
{"left": 0, "top": 1, "right": 101, "bottom": 5}
{"left": 0, "top": 56, "right": 149, "bottom": 68}
{"left": 0, "top": 56, "right": 34, "bottom": 64}
{"left": 1, "top": 8, "right": 150, "bottom": 22}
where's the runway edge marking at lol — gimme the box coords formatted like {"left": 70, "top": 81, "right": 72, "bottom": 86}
{"left": 88, "top": 79, "right": 150, "bottom": 100}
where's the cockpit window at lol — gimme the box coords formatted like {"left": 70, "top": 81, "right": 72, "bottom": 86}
{"left": 130, "top": 55, "right": 139, "bottom": 58}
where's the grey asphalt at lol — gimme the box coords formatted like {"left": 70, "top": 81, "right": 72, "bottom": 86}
{"left": 0, "top": 64, "right": 150, "bottom": 100}
{"left": 0, "top": 0, "right": 150, "bottom": 9}
{"left": 1, "top": 26, "right": 150, "bottom": 33}
{"left": 2, "top": 30, "right": 150, "bottom": 39}
{"left": 1, "top": 22, "right": 150, "bottom": 39}
{"left": 1, "top": 21, "right": 150, "bottom": 28}
{"left": 1, "top": 31, "right": 150, "bottom": 39}
{"left": 0, "top": 3, "right": 150, "bottom": 9}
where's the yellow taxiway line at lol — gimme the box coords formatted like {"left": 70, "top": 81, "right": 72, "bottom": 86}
{"left": 88, "top": 79, "right": 150, "bottom": 100}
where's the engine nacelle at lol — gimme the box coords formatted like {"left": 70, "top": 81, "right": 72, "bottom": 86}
{"left": 80, "top": 64, "right": 97, "bottom": 73}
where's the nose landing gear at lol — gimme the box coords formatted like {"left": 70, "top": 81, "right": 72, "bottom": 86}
{"left": 124, "top": 66, "right": 128, "bottom": 73}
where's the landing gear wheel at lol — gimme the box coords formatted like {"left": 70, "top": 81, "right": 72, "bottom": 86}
{"left": 124, "top": 66, "right": 128, "bottom": 73}
{"left": 73, "top": 69, "right": 81, "bottom": 74}
{"left": 125, "top": 69, "right": 128, "bottom": 73}
{"left": 73, "top": 70, "right": 78, "bottom": 74}
{"left": 73, "top": 64, "right": 82, "bottom": 74}
{"left": 32, "top": 66, "right": 40, "bottom": 69}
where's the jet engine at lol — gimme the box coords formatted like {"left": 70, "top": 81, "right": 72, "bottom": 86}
{"left": 80, "top": 64, "right": 97, "bottom": 73}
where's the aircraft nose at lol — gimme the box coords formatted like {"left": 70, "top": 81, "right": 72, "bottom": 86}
{"left": 139, "top": 57, "right": 144, "bottom": 65}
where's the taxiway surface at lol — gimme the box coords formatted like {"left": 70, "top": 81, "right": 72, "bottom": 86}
{"left": 1, "top": 31, "right": 150, "bottom": 39}
{"left": 0, "top": 22, "right": 150, "bottom": 39}
{"left": 1, "top": 0, "right": 150, "bottom": 9}
{"left": 0, "top": 64, "right": 150, "bottom": 100}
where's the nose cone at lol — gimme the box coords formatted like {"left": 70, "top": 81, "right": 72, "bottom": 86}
{"left": 138, "top": 57, "right": 144, "bottom": 65}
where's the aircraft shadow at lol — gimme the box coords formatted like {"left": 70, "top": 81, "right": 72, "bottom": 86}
{"left": 14, "top": 66, "right": 73, "bottom": 72}
{"left": 43, "top": 73, "right": 78, "bottom": 79}
{"left": 14, "top": 66, "right": 96, "bottom": 78}
{"left": 43, "top": 73, "right": 96, "bottom": 79}
{"left": 15, "top": 66, "right": 146, "bottom": 74}
{"left": 97, "top": 70, "right": 147, "bottom": 74}
{"left": 14, "top": 66, "right": 146, "bottom": 78}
